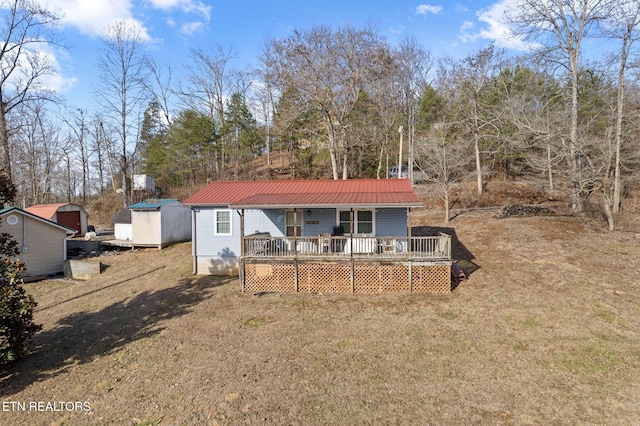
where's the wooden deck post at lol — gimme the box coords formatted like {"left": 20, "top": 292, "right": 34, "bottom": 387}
{"left": 294, "top": 258, "right": 299, "bottom": 293}
{"left": 409, "top": 260, "right": 413, "bottom": 293}
{"left": 350, "top": 258, "right": 355, "bottom": 293}
{"left": 239, "top": 209, "right": 245, "bottom": 291}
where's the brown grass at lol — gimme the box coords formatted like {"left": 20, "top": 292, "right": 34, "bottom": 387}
{"left": 2, "top": 191, "right": 640, "bottom": 425}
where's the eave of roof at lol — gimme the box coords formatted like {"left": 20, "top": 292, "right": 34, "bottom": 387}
{"left": 229, "top": 192, "right": 422, "bottom": 209}
{"left": 183, "top": 179, "right": 423, "bottom": 209}
{"left": 128, "top": 199, "right": 179, "bottom": 210}
{"left": 0, "top": 206, "right": 76, "bottom": 235}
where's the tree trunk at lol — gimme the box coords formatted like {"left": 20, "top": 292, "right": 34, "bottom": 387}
{"left": 0, "top": 105, "right": 12, "bottom": 180}
{"left": 444, "top": 188, "right": 450, "bottom": 223}
{"left": 604, "top": 198, "right": 614, "bottom": 231}
{"left": 613, "top": 52, "right": 626, "bottom": 214}
{"left": 324, "top": 115, "right": 339, "bottom": 180}
{"left": 474, "top": 129, "right": 482, "bottom": 196}
{"left": 569, "top": 45, "right": 583, "bottom": 214}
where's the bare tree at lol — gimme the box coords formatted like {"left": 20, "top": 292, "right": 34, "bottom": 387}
{"left": 254, "top": 42, "right": 278, "bottom": 166}
{"left": 0, "top": 0, "right": 61, "bottom": 180}
{"left": 94, "top": 20, "right": 150, "bottom": 207}
{"left": 395, "top": 36, "right": 433, "bottom": 183}
{"left": 603, "top": 1, "right": 640, "bottom": 214}
{"left": 11, "top": 101, "right": 62, "bottom": 205}
{"left": 448, "top": 45, "right": 504, "bottom": 197}
{"left": 148, "top": 60, "right": 174, "bottom": 125}
{"left": 178, "top": 46, "right": 236, "bottom": 177}
{"left": 62, "top": 108, "right": 90, "bottom": 202}
{"left": 268, "top": 25, "right": 392, "bottom": 179}
{"left": 507, "top": 0, "right": 614, "bottom": 213}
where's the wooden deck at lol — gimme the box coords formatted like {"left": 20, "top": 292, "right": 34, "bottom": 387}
{"left": 240, "top": 234, "right": 453, "bottom": 294}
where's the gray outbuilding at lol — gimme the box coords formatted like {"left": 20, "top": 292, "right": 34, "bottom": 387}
{"left": 128, "top": 199, "right": 191, "bottom": 249}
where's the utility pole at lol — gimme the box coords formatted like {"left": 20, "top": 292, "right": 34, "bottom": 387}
{"left": 397, "top": 126, "right": 404, "bottom": 178}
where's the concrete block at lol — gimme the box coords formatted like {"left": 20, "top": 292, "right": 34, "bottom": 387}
{"left": 64, "top": 259, "right": 102, "bottom": 280}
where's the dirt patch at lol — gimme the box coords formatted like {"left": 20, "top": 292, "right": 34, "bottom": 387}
{"left": 1, "top": 208, "right": 640, "bottom": 425}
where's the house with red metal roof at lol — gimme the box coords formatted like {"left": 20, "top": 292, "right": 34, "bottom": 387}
{"left": 183, "top": 179, "right": 453, "bottom": 293}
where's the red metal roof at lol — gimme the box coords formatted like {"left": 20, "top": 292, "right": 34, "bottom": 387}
{"left": 25, "top": 203, "right": 69, "bottom": 220}
{"left": 183, "top": 179, "right": 423, "bottom": 208}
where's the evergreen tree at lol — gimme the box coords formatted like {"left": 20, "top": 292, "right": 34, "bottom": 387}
{"left": 167, "top": 110, "right": 217, "bottom": 186}
{"left": 223, "top": 93, "right": 261, "bottom": 167}
{"left": 139, "top": 100, "right": 170, "bottom": 186}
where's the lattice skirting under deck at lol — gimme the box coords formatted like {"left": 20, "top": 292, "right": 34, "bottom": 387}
{"left": 242, "top": 260, "right": 451, "bottom": 294}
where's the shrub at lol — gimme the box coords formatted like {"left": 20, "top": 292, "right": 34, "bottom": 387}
{"left": 0, "top": 231, "right": 41, "bottom": 366}
{"left": 0, "top": 171, "right": 41, "bottom": 366}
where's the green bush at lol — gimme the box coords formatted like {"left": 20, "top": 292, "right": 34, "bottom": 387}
{"left": 0, "top": 171, "right": 41, "bottom": 366}
{"left": 0, "top": 232, "right": 41, "bottom": 366}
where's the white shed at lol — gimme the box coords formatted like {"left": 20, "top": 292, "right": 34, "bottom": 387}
{"left": 0, "top": 206, "right": 75, "bottom": 277}
{"left": 128, "top": 199, "right": 191, "bottom": 249}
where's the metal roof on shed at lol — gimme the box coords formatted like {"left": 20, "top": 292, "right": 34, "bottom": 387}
{"left": 183, "top": 179, "right": 422, "bottom": 208}
{"left": 127, "top": 199, "right": 179, "bottom": 210}
{"left": 25, "top": 203, "right": 73, "bottom": 220}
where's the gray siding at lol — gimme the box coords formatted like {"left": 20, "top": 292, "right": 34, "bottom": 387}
{"left": 244, "top": 209, "right": 284, "bottom": 236}
{"left": 160, "top": 205, "right": 191, "bottom": 244}
{"left": 193, "top": 207, "right": 241, "bottom": 275}
{"left": 376, "top": 208, "right": 408, "bottom": 236}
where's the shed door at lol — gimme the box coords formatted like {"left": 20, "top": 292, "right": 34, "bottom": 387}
{"left": 57, "top": 211, "right": 81, "bottom": 234}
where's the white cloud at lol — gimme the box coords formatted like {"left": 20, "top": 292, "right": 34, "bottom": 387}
{"left": 455, "top": 3, "right": 469, "bottom": 13}
{"left": 146, "top": 0, "right": 211, "bottom": 20}
{"left": 180, "top": 21, "right": 203, "bottom": 36}
{"left": 416, "top": 4, "right": 443, "bottom": 15}
{"left": 460, "top": 0, "right": 537, "bottom": 51}
{"left": 45, "top": 0, "right": 211, "bottom": 41}
{"left": 46, "top": 0, "right": 152, "bottom": 41}
{"left": 1, "top": 41, "right": 76, "bottom": 94}
{"left": 459, "top": 21, "right": 478, "bottom": 43}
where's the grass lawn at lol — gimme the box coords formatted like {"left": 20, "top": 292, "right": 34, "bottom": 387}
{"left": 1, "top": 208, "right": 640, "bottom": 425}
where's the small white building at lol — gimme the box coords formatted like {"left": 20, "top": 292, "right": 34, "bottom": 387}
{"left": 128, "top": 199, "right": 191, "bottom": 249}
{"left": 0, "top": 206, "right": 76, "bottom": 277}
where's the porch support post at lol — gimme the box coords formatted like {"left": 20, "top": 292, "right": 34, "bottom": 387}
{"left": 349, "top": 208, "right": 354, "bottom": 258}
{"left": 238, "top": 209, "right": 245, "bottom": 291}
{"left": 407, "top": 207, "right": 412, "bottom": 257}
{"left": 293, "top": 208, "right": 298, "bottom": 255}
{"left": 294, "top": 258, "right": 299, "bottom": 293}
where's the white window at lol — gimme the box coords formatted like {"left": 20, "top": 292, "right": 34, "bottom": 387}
{"left": 214, "top": 209, "right": 232, "bottom": 236}
{"left": 337, "top": 209, "right": 375, "bottom": 235}
{"left": 285, "top": 210, "right": 302, "bottom": 237}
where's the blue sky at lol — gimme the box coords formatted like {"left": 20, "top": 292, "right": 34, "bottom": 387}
{"left": 41, "top": 0, "right": 522, "bottom": 112}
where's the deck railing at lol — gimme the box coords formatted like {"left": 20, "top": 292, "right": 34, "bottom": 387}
{"left": 242, "top": 233, "right": 451, "bottom": 260}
